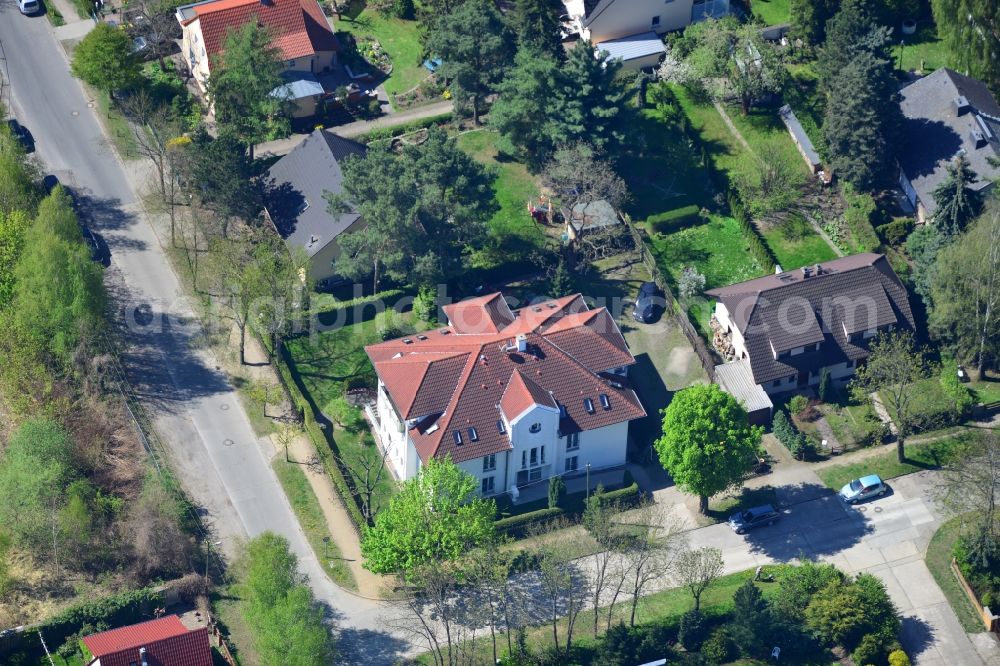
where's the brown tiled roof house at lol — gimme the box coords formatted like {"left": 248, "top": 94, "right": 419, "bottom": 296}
{"left": 707, "top": 254, "right": 914, "bottom": 425}
{"left": 366, "top": 293, "right": 645, "bottom": 497}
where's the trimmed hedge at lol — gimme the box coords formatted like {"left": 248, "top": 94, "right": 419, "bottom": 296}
{"left": 647, "top": 205, "right": 701, "bottom": 232}
{"left": 43, "top": 588, "right": 164, "bottom": 650}
{"left": 728, "top": 190, "right": 776, "bottom": 273}
{"left": 495, "top": 507, "right": 564, "bottom": 537}
{"left": 275, "top": 347, "right": 369, "bottom": 535}
{"left": 314, "top": 288, "right": 412, "bottom": 327}
{"left": 354, "top": 112, "right": 454, "bottom": 144}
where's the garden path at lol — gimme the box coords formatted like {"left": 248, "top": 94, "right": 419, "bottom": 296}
{"left": 712, "top": 101, "right": 844, "bottom": 259}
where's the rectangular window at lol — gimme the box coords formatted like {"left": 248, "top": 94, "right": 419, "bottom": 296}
{"left": 600, "top": 394, "right": 611, "bottom": 410}
{"left": 541, "top": 446, "right": 546, "bottom": 464}
{"left": 530, "top": 448, "right": 538, "bottom": 466}
{"left": 772, "top": 379, "right": 781, "bottom": 387}
{"left": 529, "top": 468, "right": 542, "bottom": 481}
{"left": 483, "top": 454, "right": 496, "bottom": 472}
{"left": 481, "top": 476, "right": 495, "bottom": 495}
{"left": 651, "top": 15, "right": 660, "bottom": 26}
{"left": 809, "top": 368, "right": 819, "bottom": 377}
{"left": 566, "top": 432, "right": 580, "bottom": 451}
{"left": 522, "top": 450, "right": 527, "bottom": 469}
{"left": 453, "top": 431, "right": 463, "bottom": 445}
{"left": 566, "top": 456, "right": 578, "bottom": 472}
{"left": 497, "top": 419, "right": 506, "bottom": 434}
{"left": 468, "top": 427, "right": 478, "bottom": 442}
{"left": 778, "top": 350, "right": 791, "bottom": 359}
{"left": 584, "top": 398, "right": 595, "bottom": 414}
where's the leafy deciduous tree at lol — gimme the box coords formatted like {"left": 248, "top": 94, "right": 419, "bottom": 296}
{"left": 655, "top": 384, "right": 762, "bottom": 514}
{"left": 71, "top": 23, "right": 142, "bottom": 96}
{"left": 850, "top": 331, "right": 929, "bottom": 462}
{"left": 361, "top": 456, "right": 496, "bottom": 576}
{"left": 672, "top": 546, "right": 724, "bottom": 611}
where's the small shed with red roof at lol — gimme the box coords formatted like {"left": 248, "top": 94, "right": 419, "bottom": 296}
{"left": 81, "top": 615, "right": 212, "bottom": 666}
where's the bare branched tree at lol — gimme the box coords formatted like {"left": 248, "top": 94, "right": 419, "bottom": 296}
{"left": 935, "top": 432, "right": 1000, "bottom": 567}
{"left": 672, "top": 546, "right": 724, "bottom": 612}
{"left": 336, "top": 437, "right": 389, "bottom": 524}
{"left": 622, "top": 502, "right": 686, "bottom": 626}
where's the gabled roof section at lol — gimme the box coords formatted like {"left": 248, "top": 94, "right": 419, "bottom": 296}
{"left": 177, "top": 0, "right": 339, "bottom": 65}
{"left": 707, "top": 254, "right": 914, "bottom": 385}
{"left": 500, "top": 370, "right": 558, "bottom": 421}
{"left": 443, "top": 293, "right": 515, "bottom": 334}
{"left": 898, "top": 68, "right": 1000, "bottom": 215}
{"left": 263, "top": 129, "right": 365, "bottom": 258}
{"left": 366, "top": 292, "right": 644, "bottom": 464}
{"left": 81, "top": 616, "right": 212, "bottom": 666}
{"left": 372, "top": 351, "right": 469, "bottom": 419}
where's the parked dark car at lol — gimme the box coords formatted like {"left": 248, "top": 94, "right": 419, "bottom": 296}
{"left": 80, "top": 224, "right": 110, "bottom": 266}
{"left": 632, "top": 281, "right": 661, "bottom": 323}
{"left": 728, "top": 504, "right": 781, "bottom": 535}
{"left": 6, "top": 119, "right": 34, "bottom": 153}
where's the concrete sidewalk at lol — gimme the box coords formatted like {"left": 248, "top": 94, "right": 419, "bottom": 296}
{"left": 256, "top": 99, "right": 453, "bottom": 157}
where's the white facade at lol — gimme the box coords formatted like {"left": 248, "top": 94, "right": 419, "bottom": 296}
{"left": 373, "top": 380, "right": 630, "bottom": 495}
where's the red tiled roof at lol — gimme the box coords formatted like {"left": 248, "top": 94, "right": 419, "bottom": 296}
{"left": 82, "top": 616, "right": 212, "bottom": 666}
{"left": 366, "top": 293, "right": 645, "bottom": 464}
{"left": 190, "top": 0, "right": 338, "bottom": 65}
{"left": 441, "top": 292, "right": 515, "bottom": 334}
{"left": 500, "top": 370, "right": 557, "bottom": 420}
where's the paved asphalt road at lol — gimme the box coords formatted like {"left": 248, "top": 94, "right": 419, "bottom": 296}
{"left": 0, "top": 7, "right": 400, "bottom": 662}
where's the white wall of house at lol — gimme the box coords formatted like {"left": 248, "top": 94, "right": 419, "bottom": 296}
{"left": 715, "top": 302, "right": 748, "bottom": 359}
{"left": 584, "top": 0, "right": 696, "bottom": 40}
{"left": 762, "top": 360, "right": 857, "bottom": 396}
{"left": 375, "top": 382, "right": 419, "bottom": 479}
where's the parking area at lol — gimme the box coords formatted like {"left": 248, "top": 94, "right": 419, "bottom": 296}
{"left": 677, "top": 469, "right": 998, "bottom": 665}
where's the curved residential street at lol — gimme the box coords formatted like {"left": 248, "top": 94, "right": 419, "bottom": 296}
{"left": 0, "top": 6, "right": 399, "bottom": 662}
{"left": 4, "top": 6, "right": 1000, "bottom": 666}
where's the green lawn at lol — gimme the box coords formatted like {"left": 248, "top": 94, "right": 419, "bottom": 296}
{"left": 620, "top": 105, "right": 712, "bottom": 223}
{"left": 285, "top": 313, "right": 416, "bottom": 514}
{"left": 456, "top": 130, "right": 549, "bottom": 269}
{"left": 647, "top": 214, "right": 766, "bottom": 289}
{"left": 926, "top": 514, "right": 987, "bottom": 633}
{"left": 334, "top": 5, "right": 427, "bottom": 97}
{"left": 272, "top": 458, "right": 356, "bottom": 591}
{"left": 816, "top": 434, "right": 970, "bottom": 490}
{"left": 971, "top": 378, "right": 1000, "bottom": 405}
{"left": 893, "top": 23, "right": 951, "bottom": 74}
{"left": 93, "top": 89, "right": 139, "bottom": 160}
{"left": 674, "top": 85, "right": 745, "bottom": 176}
{"left": 751, "top": 0, "right": 790, "bottom": 26}
{"left": 821, "top": 400, "right": 880, "bottom": 451}
{"left": 761, "top": 223, "right": 838, "bottom": 270}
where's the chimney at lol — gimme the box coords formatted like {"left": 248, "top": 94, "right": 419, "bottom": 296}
{"left": 814, "top": 263, "right": 823, "bottom": 275}
{"left": 801, "top": 266, "right": 812, "bottom": 279}
{"left": 954, "top": 95, "right": 971, "bottom": 116}
{"left": 971, "top": 129, "right": 988, "bottom": 149}
{"left": 516, "top": 334, "right": 528, "bottom": 353}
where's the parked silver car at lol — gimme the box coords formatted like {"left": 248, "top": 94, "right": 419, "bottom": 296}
{"left": 839, "top": 474, "right": 887, "bottom": 504}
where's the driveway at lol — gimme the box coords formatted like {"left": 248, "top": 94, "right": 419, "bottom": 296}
{"left": 675, "top": 468, "right": 996, "bottom": 665}
{"left": 0, "top": 10, "right": 403, "bottom": 662}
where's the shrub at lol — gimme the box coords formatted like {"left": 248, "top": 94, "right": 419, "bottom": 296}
{"left": 852, "top": 632, "right": 890, "bottom": 666}
{"left": 647, "top": 204, "right": 701, "bottom": 231}
{"left": 547, "top": 475, "right": 566, "bottom": 510}
{"left": 773, "top": 409, "right": 812, "bottom": 459}
{"left": 818, "top": 368, "right": 833, "bottom": 403}
{"left": 788, "top": 395, "right": 809, "bottom": 415}
{"left": 391, "top": 0, "right": 415, "bottom": 18}
{"left": 888, "top": 650, "right": 912, "bottom": 666}
{"left": 842, "top": 184, "right": 882, "bottom": 253}
{"left": 940, "top": 364, "right": 975, "bottom": 419}
{"left": 879, "top": 217, "right": 914, "bottom": 247}
{"left": 412, "top": 286, "right": 437, "bottom": 323}
{"left": 594, "top": 622, "right": 642, "bottom": 665}
{"left": 701, "top": 626, "right": 737, "bottom": 664}
{"left": 678, "top": 609, "right": 707, "bottom": 651}
{"left": 678, "top": 266, "right": 707, "bottom": 300}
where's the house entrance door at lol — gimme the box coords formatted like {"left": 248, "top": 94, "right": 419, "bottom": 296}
{"left": 798, "top": 371, "right": 809, "bottom": 386}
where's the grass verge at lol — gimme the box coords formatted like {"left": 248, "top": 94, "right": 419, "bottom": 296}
{"left": 816, "top": 434, "right": 969, "bottom": 490}
{"left": 925, "top": 513, "right": 986, "bottom": 634}
{"left": 272, "top": 458, "right": 357, "bottom": 591}
{"left": 335, "top": 6, "right": 427, "bottom": 97}
{"left": 92, "top": 89, "right": 140, "bottom": 160}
